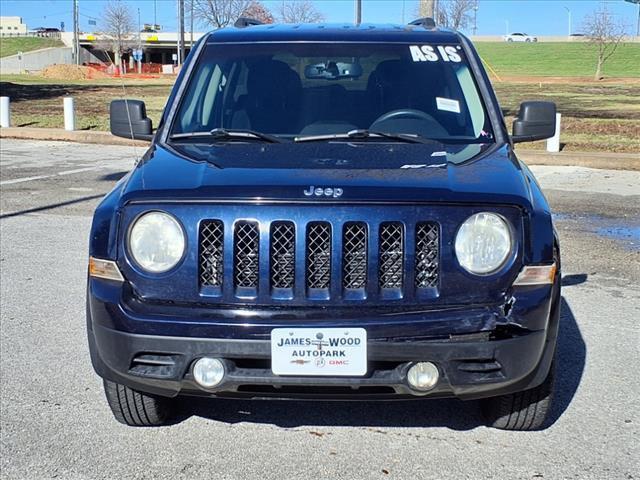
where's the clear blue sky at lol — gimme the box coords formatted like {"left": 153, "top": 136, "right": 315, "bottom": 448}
{"left": 1, "top": 0, "right": 638, "bottom": 36}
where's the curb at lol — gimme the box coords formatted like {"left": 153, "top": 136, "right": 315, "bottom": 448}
{"left": 516, "top": 150, "right": 640, "bottom": 171}
{"left": 1, "top": 127, "right": 638, "bottom": 170}
{"left": 0, "top": 127, "right": 148, "bottom": 147}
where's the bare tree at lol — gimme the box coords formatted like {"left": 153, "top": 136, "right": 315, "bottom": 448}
{"left": 440, "top": 0, "right": 475, "bottom": 30}
{"left": 278, "top": 0, "right": 325, "bottom": 24}
{"left": 583, "top": 6, "right": 628, "bottom": 80}
{"left": 415, "top": 0, "right": 474, "bottom": 30}
{"left": 100, "top": 0, "right": 136, "bottom": 68}
{"left": 241, "top": 0, "right": 274, "bottom": 24}
{"left": 190, "top": 0, "right": 254, "bottom": 29}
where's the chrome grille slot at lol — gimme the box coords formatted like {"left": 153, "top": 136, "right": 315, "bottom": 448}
{"left": 343, "top": 223, "right": 367, "bottom": 290}
{"left": 234, "top": 222, "right": 260, "bottom": 289}
{"left": 270, "top": 221, "right": 295, "bottom": 289}
{"left": 379, "top": 222, "right": 404, "bottom": 290}
{"left": 415, "top": 222, "right": 439, "bottom": 288}
{"left": 306, "top": 222, "right": 332, "bottom": 292}
{"left": 199, "top": 220, "right": 224, "bottom": 287}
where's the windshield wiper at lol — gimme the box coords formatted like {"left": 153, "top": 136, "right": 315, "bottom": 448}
{"left": 294, "top": 129, "right": 436, "bottom": 144}
{"left": 170, "top": 128, "right": 285, "bottom": 143}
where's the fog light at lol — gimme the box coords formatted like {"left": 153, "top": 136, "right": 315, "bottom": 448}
{"left": 407, "top": 362, "right": 439, "bottom": 391}
{"left": 192, "top": 357, "right": 225, "bottom": 388}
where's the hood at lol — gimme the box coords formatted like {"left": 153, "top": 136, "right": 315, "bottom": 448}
{"left": 120, "top": 141, "right": 533, "bottom": 208}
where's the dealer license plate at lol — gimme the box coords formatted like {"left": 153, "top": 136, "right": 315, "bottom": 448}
{"left": 271, "top": 328, "right": 367, "bottom": 376}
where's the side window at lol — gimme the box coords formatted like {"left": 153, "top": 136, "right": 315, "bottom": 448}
{"left": 177, "top": 64, "right": 225, "bottom": 132}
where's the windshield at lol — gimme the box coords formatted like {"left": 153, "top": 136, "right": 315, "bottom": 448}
{"left": 171, "top": 42, "right": 494, "bottom": 143}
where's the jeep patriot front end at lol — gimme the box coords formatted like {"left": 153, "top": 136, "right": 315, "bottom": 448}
{"left": 87, "top": 19, "right": 561, "bottom": 430}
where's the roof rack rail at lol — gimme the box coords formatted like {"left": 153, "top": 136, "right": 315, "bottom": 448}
{"left": 234, "top": 17, "right": 263, "bottom": 28}
{"left": 409, "top": 17, "right": 436, "bottom": 29}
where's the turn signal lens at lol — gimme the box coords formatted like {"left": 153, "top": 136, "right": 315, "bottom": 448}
{"left": 89, "top": 257, "right": 124, "bottom": 282}
{"left": 513, "top": 264, "right": 556, "bottom": 286}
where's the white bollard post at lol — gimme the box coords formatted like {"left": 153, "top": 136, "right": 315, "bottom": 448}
{"left": 0, "top": 96, "right": 10, "bottom": 128}
{"left": 546, "top": 113, "right": 561, "bottom": 153}
{"left": 63, "top": 97, "right": 75, "bottom": 131}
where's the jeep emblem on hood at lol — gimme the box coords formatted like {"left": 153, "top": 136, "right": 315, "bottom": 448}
{"left": 304, "top": 186, "right": 344, "bottom": 198}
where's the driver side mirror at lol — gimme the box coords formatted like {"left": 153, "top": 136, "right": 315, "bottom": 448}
{"left": 110, "top": 99, "right": 153, "bottom": 141}
{"left": 512, "top": 101, "right": 556, "bottom": 143}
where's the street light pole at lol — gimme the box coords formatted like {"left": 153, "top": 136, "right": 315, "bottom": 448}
{"left": 354, "top": 0, "right": 362, "bottom": 25}
{"left": 564, "top": 6, "right": 571, "bottom": 36}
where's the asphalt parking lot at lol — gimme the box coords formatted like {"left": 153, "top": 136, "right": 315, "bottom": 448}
{"left": 1, "top": 139, "right": 638, "bottom": 479}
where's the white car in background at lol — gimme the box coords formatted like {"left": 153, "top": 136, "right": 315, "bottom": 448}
{"left": 503, "top": 32, "right": 538, "bottom": 42}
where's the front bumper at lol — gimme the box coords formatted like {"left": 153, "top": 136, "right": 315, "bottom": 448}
{"left": 87, "top": 279, "right": 559, "bottom": 401}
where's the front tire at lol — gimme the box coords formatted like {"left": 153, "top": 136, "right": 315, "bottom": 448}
{"left": 480, "top": 360, "right": 555, "bottom": 430}
{"left": 103, "top": 380, "right": 174, "bottom": 426}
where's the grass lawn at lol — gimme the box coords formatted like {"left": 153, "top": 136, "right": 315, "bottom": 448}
{"left": 475, "top": 42, "right": 640, "bottom": 78}
{"left": 0, "top": 37, "right": 65, "bottom": 58}
{"left": 0, "top": 74, "right": 638, "bottom": 153}
{"left": 493, "top": 82, "right": 640, "bottom": 152}
{"left": 0, "top": 77, "right": 171, "bottom": 131}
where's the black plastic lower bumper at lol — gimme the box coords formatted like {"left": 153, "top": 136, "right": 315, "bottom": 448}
{"left": 88, "top": 319, "right": 557, "bottom": 401}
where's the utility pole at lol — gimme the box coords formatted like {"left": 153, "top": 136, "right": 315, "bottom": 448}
{"left": 354, "top": 0, "right": 362, "bottom": 25}
{"left": 154, "top": 0, "right": 157, "bottom": 26}
{"left": 72, "top": 0, "right": 80, "bottom": 65}
{"left": 564, "top": 6, "right": 571, "bottom": 36}
{"left": 177, "top": 0, "right": 185, "bottom": 66}
{"left": 190, "top": 0, "right": 194, "bottom": 48}
{"left": 137, "top": 8, "right": 142, "bottom": 73}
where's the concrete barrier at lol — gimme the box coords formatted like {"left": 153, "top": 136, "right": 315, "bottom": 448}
{"left": 0, "top": 47, "right": 102, "bottom": 74}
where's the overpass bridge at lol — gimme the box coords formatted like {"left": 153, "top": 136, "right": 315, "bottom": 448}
{"left": 60, "top": 31, "right": 207, "bottom": 65}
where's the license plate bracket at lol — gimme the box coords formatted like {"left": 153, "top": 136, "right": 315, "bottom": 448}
{"left": 271, "top": 328, "right": 367, "bottom": 376}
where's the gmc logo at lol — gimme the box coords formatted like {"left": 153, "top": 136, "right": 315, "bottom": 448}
{"left": 303, "top": 186, "right": 344, "bottom": 198}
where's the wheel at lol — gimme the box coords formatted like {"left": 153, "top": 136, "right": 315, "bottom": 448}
{"left": 481, "top": 357, "right": 555, "bottom": 431}
{"left": 526, "top": 38, "right": 531, "bottom": 43}
{"left": 103, "top": 380, "right": 174, "bottom": 426}
{"left": 507, "top": 38, "right": 513, "bottom": 42}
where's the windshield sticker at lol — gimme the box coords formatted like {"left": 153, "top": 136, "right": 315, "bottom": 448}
{"left": 436, "top": 97, "right": 461, "bottom": 114}
{"left": 409, "top": 45, "right": 462, "bottom": 63}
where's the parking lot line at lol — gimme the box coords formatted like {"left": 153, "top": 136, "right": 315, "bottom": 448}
{"left": 0, "top": 166, "right": 106, "bottom": 186}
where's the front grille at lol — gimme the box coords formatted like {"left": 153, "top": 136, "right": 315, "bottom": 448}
{"left": 234, "top": 222, "right": 259, "bottom": 288}
{"left": 343, "top": 223, "right": 367, "bottom": 289}
{"left": 415, "top": 222, "right": 439, "bottom": 288}
{"left": 306, "top": 222, "right": 332, "bottom": 290}
{"left": 198, "top": 218, "right": 439, "bottom": 301}
{"left": 379, "top": 223, "right": 404, "bottom": 289}
{"left": 270, "top": 222, "right": 295, "bottom": 289}
{"left": 199, "top": 220, "right": 224, "bottom": 287}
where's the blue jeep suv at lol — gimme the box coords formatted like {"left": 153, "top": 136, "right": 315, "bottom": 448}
{"left": 87, "top": 18, "right": 561, "bottom": 430}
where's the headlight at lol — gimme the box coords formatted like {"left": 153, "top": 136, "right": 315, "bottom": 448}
{"left": 455, "top": 212, "right": 512, "bottom": 275}
{"left": 128, "top": 211, "right": 185, "bottom": 273}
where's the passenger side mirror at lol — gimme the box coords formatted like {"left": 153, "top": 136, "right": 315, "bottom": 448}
{"left": 110, "top": 100, "right": 153, "bottom": 141}
{"left": 512, "top": 101, "right": 556, "bottom": 143}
